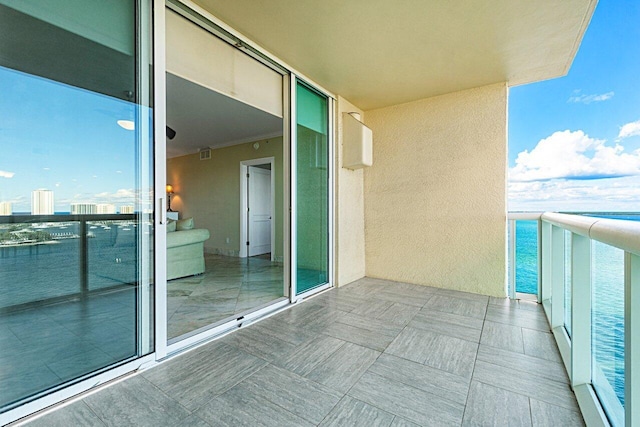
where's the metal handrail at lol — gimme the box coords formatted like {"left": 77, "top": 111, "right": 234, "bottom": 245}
{"left": 0, "top": 213, "right": 136, "bottom": 223}
{"left": 542, "top": 212, "right": 640, "bottom": 256}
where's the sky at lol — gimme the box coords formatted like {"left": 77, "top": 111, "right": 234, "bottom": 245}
{"left": 508, "top": 0, "right": 640, "bottom": 212}
{"left": 0, "top": 66, "right": 150, "bottom": 213}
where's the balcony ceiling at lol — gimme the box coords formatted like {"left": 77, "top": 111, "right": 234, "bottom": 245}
{"left": 192, "top": 0, "right": 597, "bottom": 110}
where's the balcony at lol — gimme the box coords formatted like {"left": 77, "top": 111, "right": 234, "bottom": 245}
{"left": 508, "top": 212, "right": 640, "bottom": 426}
{"left": 22, "top": 277, "right": 583, "bottom": 426}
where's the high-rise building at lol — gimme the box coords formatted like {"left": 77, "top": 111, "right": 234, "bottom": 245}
{"left": 70, "top": 203, "right": 97, "bottom": 215}
{"left": 96, "top": 204, "right": 116, "bottom": 214}
{"left": 0, "top": 201, "right": 11, "bottom": 216}
{"left": 120, "top": 205, "right": 135, "bottom": 214}
{"left": 31, "top": 189, "right": 54, "bottom": 215}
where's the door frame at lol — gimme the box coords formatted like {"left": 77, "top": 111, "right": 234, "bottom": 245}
{"left": 239, "top": 156, "right": 276, "bottom": 260}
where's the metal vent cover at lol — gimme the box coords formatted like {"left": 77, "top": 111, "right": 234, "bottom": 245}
{"left": 199, "top": 148, "right": 211, "bottom": 160}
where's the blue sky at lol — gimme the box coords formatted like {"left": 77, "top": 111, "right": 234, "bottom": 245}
{"left": 509, "top": 0, "right": 640, "bottom": 212}
{"left": 0, "top": 66, "right": 145, "bottom": 212}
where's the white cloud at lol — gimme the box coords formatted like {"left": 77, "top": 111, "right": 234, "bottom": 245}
{"left": 509, "top": 176, "right": 640, "bottom": 212}
{"left": 567, "top": 91, "right": 614, "bottom": 104}
{"left": 94, "top": 189, "right": 136, "bottom": 200}
{"left": 0, "top": 170, "right": 15, "bottom": 178}
{"left": 509, "top": 130, "right": 640, "bottom": 182}
{"left": 618, "top": 119, "right": 640, "bottom": 139}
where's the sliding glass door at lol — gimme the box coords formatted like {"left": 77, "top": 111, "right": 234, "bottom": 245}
{"left": 163, "top": 5, "right": 287, "bottom": 344}
{"left": 0, "top": 0, "right": 153, "bottom": 412}
{"left": 294, "top": 81, "right": 330, "bottom": 295}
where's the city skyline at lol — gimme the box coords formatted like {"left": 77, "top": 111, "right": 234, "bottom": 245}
{"left": 0, "top": 188, "right": 135, "bottom": 215}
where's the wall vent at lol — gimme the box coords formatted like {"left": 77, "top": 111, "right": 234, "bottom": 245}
{"left": 199, "top": 148, "right": 211, "bottom": 160}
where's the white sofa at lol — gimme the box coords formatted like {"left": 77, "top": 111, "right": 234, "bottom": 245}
{"left": 166, "top": 218, "right": 210, "bottom": 280}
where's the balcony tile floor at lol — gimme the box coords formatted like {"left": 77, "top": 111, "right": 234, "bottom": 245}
{"left": 23, "top": 278, "right": 585, "bottom": 426}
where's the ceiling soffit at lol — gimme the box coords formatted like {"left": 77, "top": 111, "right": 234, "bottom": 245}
{"left": 191, "top": 0, "right": 596, "bottom": 110}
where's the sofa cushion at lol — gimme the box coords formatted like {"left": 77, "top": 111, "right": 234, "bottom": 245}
{"left": 166, "top": 228, "right": 210, "bottom": 249}
{"left": 176, "top": 217, "right": 194, "bottom": 231}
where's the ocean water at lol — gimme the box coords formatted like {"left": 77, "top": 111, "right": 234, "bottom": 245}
{"left": 512, "top": 215, "right": 639, "bottom": 413}
{"left": 0, "top": 221, "right": 142, "bottom": 309}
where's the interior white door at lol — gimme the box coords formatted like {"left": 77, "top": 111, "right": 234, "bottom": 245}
{"left": 248, "top": 166, "right": 272, "bottom": 256}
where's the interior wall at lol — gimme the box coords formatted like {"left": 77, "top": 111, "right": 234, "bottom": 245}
{"left": 334, "top": 96, "right": 366, "bottom": 286}
{"left": 167, "top": 136, "right": 284, "bottom": 260}
{"left": 363, "top": 83, "right": 507, "bottom": 297}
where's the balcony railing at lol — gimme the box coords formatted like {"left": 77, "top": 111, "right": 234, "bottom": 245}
{"left": 508, "top": 212, "right": 640, "bottom": 427}
{"left": 0, "top": 213, "right": 141, "bottom": 312}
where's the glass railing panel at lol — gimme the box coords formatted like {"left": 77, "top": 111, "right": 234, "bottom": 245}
{"left": 0, "top": 221, "right": 81, "bottom": 307}
{"left": 0, "top": 214, "right": 149, "bottom": 410}
{"left": 87, "top": 220, "right": 138, "bottom": 290}
{"left": 564, "top": 230, "right": 572, "bottom": 338}
{"left": 514, "top": 220, "right": 538, "bottom": 294}
{"left": 592, "top": 241, "right": 625, "bottom": 426}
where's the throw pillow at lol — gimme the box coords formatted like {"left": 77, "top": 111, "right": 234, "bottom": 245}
{"left": 167, "top": 219, "right": 176, "bottom": 232}
{"left": 176, "top": 217, "right": 194, "bottom": 231}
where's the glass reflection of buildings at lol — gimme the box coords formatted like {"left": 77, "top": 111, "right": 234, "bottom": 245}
{"left": 0, "top": 189, "right": 137, "bottom": 216}
{"left": 0, "top": 201, "right": 11, "bottom": 216}
{"left": 31, "top": 189, "right": 54, "bottom": 215}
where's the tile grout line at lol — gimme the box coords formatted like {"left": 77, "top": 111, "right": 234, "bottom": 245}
{"left": 316, "top": 290, "right": 435, "bottom": 426}
{"left": 460, "top": 298, "right": 490, "bottom": 425}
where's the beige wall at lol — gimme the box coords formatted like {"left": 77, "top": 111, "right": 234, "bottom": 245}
{"left": 363, "top": 83, "right": 507, "bottom": 297}
{"left": 167, "top": 137, "right": 284, "bottom": 259}
{"left": 334, "top": 96, "right": 366, "bottom": 286}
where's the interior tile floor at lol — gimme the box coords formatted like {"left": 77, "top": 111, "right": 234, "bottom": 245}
{"left": 23, "top": 278, "right": 584, "bottom": 427}
{"left": 168, "top": 254, "right": 285, "bottom": 340}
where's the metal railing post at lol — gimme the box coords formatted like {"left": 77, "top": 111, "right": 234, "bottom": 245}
{"left": 537, "top": 219, "right": 543, "bottom": 303}
{"left": 551, "top": 225, "right": 565, "bottom": 329}
{"left": 79, "top": 218, "right": 88, "bottom": 295}
{"left": 508, "top": 219, "right": 516, "bottom": 299}
{"left": 626, "top": 252, "right": 640, "bottom": 426}
{"left": 571, "top": 233, "right": 591, "bottom": 388}
{"left": 541, "top": 220, "right": 552, "bottom": 306}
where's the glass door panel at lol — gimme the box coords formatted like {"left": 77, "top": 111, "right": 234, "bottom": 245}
{"left": 0, "top": 0, "right": 153, "bottom": 412}
{"left": 165, "top": 8, "right": 286, "bottom": 343}
{"left": 295, "top": 82, "right": 329, "bottom": 295}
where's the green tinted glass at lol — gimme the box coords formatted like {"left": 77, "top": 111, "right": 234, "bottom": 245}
{"left": 295, "top": 82, "right": 328, "bottom": 294}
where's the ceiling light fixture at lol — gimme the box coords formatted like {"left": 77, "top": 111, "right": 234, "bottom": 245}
{"left": 117, "top": 120, "right": 135, "bottom": 131}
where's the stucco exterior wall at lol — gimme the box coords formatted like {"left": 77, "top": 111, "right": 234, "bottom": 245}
{"left": 363, "top": 83, "right": 507, "bottom": 297}
{"left": 334, "top": 96, "right": 366, "bottom": 286}
{"left": 167, "top": 137, "right": 284, "bottom": 259}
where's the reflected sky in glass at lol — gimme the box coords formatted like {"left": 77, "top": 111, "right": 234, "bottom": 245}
{"left": 0, "top": 65, "right": 139, "bottom": 212}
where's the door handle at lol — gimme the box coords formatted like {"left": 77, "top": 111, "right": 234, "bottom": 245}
{"left": 159, "top": 198, "right": 166, "bottom": 224}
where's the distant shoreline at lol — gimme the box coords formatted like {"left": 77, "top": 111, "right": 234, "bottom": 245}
{"left": 0, "top": 240, "right": 60, "bottom": 248}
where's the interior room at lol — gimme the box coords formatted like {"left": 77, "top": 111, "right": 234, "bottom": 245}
{"left": 164, "top": 10, "right": 286, "bottom": 341}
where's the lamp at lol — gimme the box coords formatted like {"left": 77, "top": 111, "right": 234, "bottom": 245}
{"left": 166, "top": 184, "right": 174, "bottom": 212}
